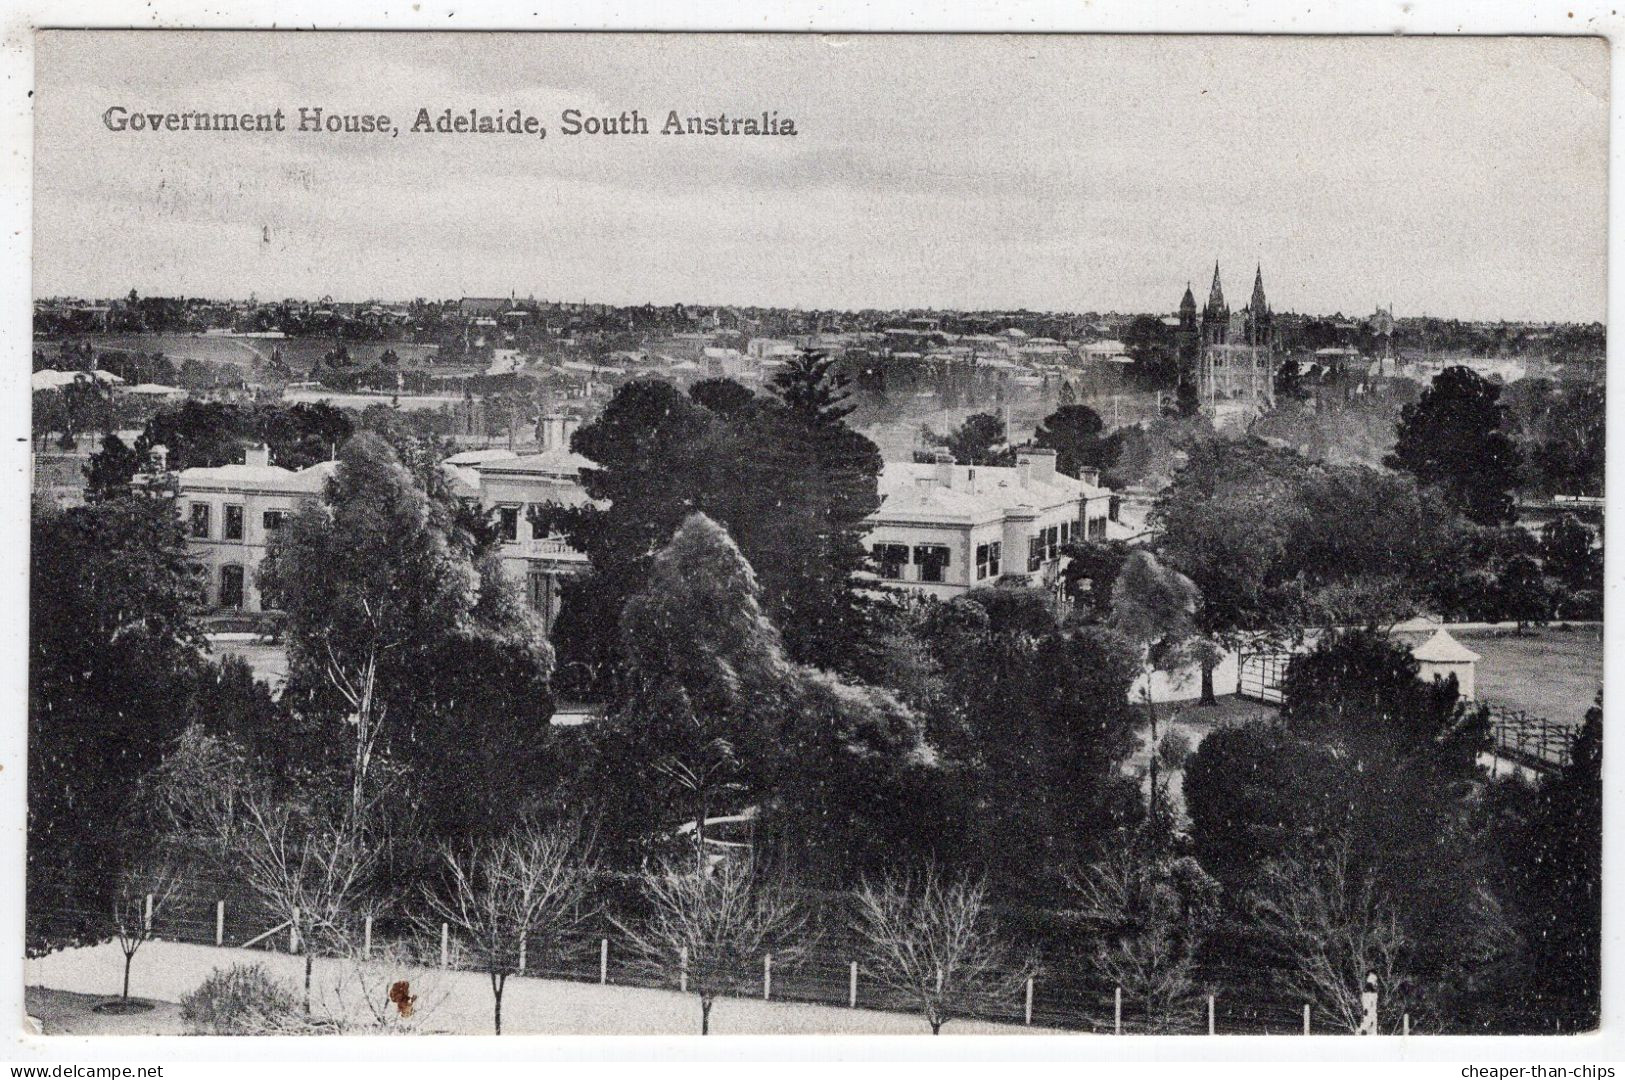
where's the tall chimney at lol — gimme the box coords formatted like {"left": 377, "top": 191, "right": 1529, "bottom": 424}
{"left": 933, "top": 450, "right": 954, "bottom": 489}
{"left": 542, "top": 415, "right": 565, "bottom": 452}
{"left": 562, "top": 415, "right": 580, "bottom": 448}
{"left": 244, "top": 443, "right": 271, "bottom": 468}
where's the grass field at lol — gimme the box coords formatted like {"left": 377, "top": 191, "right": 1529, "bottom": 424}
{"left": 1457, "top": 626, "right": 1602, "bottom": 723}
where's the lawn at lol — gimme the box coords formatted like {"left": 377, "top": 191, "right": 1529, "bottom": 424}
{"left": 1457, "top": 626, "right": 1602, "bottom": 724}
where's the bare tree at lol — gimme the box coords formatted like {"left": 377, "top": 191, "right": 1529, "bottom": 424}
{"left": 852, "top": 868, "right": 1032, "bottom": 1034}
{"left": 1067, "top": 846, "right": 1216, "bottom": 1033}
{"left": 1250, "top": 840, "right": 1413, "bottom": 1033}
{"left": 614, "top": 856, "right": 806, "bottom": 1034}
{"left": 421, "top": 820, "right": 595, "bottom": 1034}
{"left": 110, "top": 859, "right": 183, "bottom": 999}
{"left": 235, "top": 787, "right": 386, "bottom": 1013}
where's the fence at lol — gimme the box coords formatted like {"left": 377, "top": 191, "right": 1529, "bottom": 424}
{"left": 1486, "top": 706, "right": 1578, "bottom": 773}
{"left": 30, "top": 874, "right": 1416, "bottom": 1036}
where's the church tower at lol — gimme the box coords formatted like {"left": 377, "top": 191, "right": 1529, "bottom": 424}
{"left": 1201, "top": 262, "right": 1229, "bottom": 347}
{"left": 1177, "top": 282, "right": 1200, "bottom": 386}
{"left": 1245, "top": 263, "right": 1272, "bottom": 347}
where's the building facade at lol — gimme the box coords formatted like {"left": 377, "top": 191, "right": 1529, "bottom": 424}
{"left": 863, "top": 448, "right": 1114, "bottom": 602}
{"left": 173, "top": 446, "right": 336, "bottom": 612}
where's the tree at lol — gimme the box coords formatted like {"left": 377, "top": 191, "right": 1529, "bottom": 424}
{"left": 259, "top": 433, "right": 553, "bottom": 840}
{"left": 29, "top": 495, "right": 203, "bottom": 954}
{"left": 1387, "top": 366, "right": 1521, "bottom": 525}
{"left": 1500, "top": 694, "right": 1601, "bottom": 1029}
{"left": 615, "top": 856, "right": 806, "bottom": 1034}
{"left": 852, "top": 868, "right": 1031, "bottom": 1034}
{"left": 1540, "top": 513, "right": 1600, "bottom": 607}
{"left": 84, "top": 433, "right": 144, "bottom": 500}
{"left": 610, "top": 513, "right": 930, "bottom": 882}
{"left": 1032, "top": 404, "right": 1115, "bottom": 478}
{"left": 235, "top": 784, "right": 388, "bottom": 1012}
{"left": 1251, "top": 840, "right": 1416, "bottom": 1033}
{"left": 110, "top": 859, "right": 183, "bottom": 999}
{"left": 941, "top": 412, "right": 1010, "bottom": 466}
{"left": 422, "top": 820, "right": 593, "bottom": 1034}
{"left": 1068, "top": 845, "right": 1217, "bottom": 1032}
{"left": 1109, "top": 550, "right": 1203, "bottom": 841}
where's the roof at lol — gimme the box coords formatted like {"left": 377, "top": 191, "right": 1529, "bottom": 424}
{"left": 443, "top": 448, "right": 523, "bottom": 467}
{"left": 870, "top": 460, "right": 1106, "bottom": 527}
{"left": 474, "top": 448, "right": 594, "bottom": 478}
{"left": 1411, "top": 629, "right": 1481, "bottom": 664}
{"left": 178, "top": 459, "right": 337, "bottom": 494}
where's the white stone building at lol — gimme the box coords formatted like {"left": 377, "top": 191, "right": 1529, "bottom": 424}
{"left": 863, "top": 448, "right": 1116, "bottom": 601}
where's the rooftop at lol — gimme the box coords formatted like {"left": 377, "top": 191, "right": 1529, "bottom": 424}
{"left": 870, "top": 459, "right": 1106, "bottom": 527}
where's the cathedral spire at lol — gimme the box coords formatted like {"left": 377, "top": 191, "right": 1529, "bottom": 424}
{"left": 1207, "top": 261, "right": 1225, "bottom": 311}
{"left": 1250, "top": 263, "right": 1268, "bottom": 313}
{"left": 1180, "top": 281, "right": 1196, "bottom": 313}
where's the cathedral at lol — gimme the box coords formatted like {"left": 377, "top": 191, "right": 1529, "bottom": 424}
{"left": 1176, "top": 262, "right": 1276, "bottom": 415}
{"left": 1177, "top": 261, "right": 1273, "bottom": 350}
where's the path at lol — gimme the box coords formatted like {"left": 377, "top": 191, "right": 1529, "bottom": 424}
{"left": 27, "top": 940, "right": 1059, "bottom": 1036}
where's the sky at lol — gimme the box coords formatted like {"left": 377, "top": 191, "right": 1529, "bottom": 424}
{"left": 32, "top": 32, "right": 1610, "bottom": 322}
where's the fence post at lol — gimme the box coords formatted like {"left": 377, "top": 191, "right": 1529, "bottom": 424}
{"left": 440, "top": 922, "right": 449, "bottom": 967}
{"left": 849, "top": 961, "right": 858, "bottom": 1007}
{"left": 1303, "top": 1003, "right": 1311, "bottom": 1035}
{"left": 1024, "top": 977, "right": 1034, "bottom": 1026}
{"left": 290, "top": 907, "right": 300, "bottom": 953}
{"left": 362, "top": 914, "right": 372, "bottom": 960}
{"left": 143, "top": 893, "right": 153, "bottom": 932}
{"left": 600, "top": 938, "right": 608, "bottom": 984}
{"left": 1114, "top": 987, "right": 1122, "bottom": 1035}
{"left": 215, "top": 900, "right": 224, "bottom": 947}
{"left": 1208, "top": 994, "right": 1215, "bottom": 1035}
{"left": 679, "top": 946, "right": 689, "bottom": 993}
{"left": 763, "top": 953, "right": 773, "bottom": 1000}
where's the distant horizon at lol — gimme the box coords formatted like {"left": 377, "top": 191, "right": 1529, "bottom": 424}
{"left": 32, "top": 285, "right": 1601, "bottom": 327}
{"left": 34, "top": 34, "right": 1608, "bottom": 324}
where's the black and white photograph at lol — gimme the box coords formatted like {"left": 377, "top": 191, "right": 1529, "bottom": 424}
{"left": 12, "top": 23, "right": 1612, "bottom": 1058}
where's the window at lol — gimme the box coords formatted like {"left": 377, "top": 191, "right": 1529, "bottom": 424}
{"left": 913, "top": 544, "right": 950, "bottom": 584}
{"left": 224, "top": 505, "right": 244, "bottom": 541}
{"left": 1028, "top": 536, "right": 1045, "bottom": 572}
{"left": 262, "top": 509, "right": 288, "bottom": 533}
{"left": 187, "top": 563, "right": 210, "bottom": 606}
{"left": 873, "top": 543, "right": 909, "bottom": 580}
{"left": 1046, "top": 525, "right": 1060, "bottom": 560}
{"left": 496, "top": 505, "right": 520, "bottom": 543}
{"left": 1060, "top": 521, "right": 1072, "bottom": 545}
{"left": 219, "top": 564, "right": 245, "bottom": 610}
{"left": 975, "top": 541, "right": 1002, "bottom": 580}
{"left": 189, "top": 502, "right": 211, "bottom": 539}
{"left": 1108, "top": 495, "right": 1122, "bottom": 523}
{"left": 1088, "top": 516, "right": 1107, "bottom": 540}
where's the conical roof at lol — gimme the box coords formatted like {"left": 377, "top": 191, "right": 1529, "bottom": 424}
{"left": 1411, "top": 628, "right": 1480, "bottom": 664}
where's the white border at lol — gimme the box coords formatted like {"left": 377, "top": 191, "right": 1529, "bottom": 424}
{"left": 2, "top": 0, "right": 1620, "bottom": 1070}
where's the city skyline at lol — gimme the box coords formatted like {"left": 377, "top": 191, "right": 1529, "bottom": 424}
{"left": 34, "top": 33, "right": 1609, "bottom": 323}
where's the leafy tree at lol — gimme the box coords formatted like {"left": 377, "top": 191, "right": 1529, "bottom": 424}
{"left": 84, "top": 433, "right": 144, "bottom": 500}
{"left": 259, "top": 433, "right": 553, "bottom": 842}
{"left": 688, "top": 377, "right": 757, "bottom": 417}
{"left": 1032, "top": 404, "right": 1116, "bottom": 478}
{"left": 1539, "top": 514, "right": 1600, "bottom": 597}
{"left": 1500, "top": 695, "right": 1601, "bottom": 1029}
{"left": 606, "top": 513, "right": 930, "bottom": 882}
{"left": 29, "top": 495, "right": 204, "bottom": 953}
{"left": 1387, "top": 366, "right": 1522, "bottom": 525}
{"left": 913, "top": 588, "right": 1141, "bottom": 895}
{"left": 943, "top": 412, "right": 1011, "bottom": 466}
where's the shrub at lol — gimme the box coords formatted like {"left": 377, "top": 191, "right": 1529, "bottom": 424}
{"left": 179, "top": 963, "right": 304, "bottom": 1035}
{"left": 1157, "top": 729, "right": 1193, "bottom": 771}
